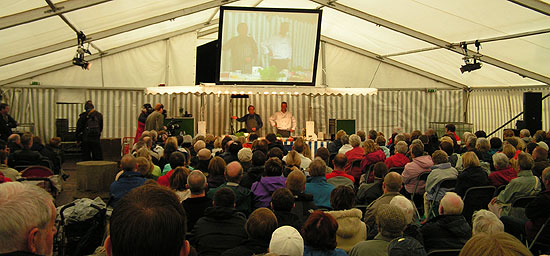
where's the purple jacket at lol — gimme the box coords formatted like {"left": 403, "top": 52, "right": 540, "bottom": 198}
{"left": 251, "top": 176, "right": 286, "bottom": 208}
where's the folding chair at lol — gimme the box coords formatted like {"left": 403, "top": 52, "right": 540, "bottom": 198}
{"left": 528, "top": 216, "right": 550, "bottom": 252}
{"left": 462, "top": 186, "right": 496, "bottom": 225}
{"left": 428, "top": 178, "right": 457, "bottom": 220}
{"left": 411, "top": 171, "right": 431, "bottom": 216}
{"left": 426, "top": 249, "right": 461, "bottom": 256}
{"left": 509, "top": 196, "right": 536, "bottom": 222}
{"left": 19, "top": 166, "right": 58, "bottom": 197}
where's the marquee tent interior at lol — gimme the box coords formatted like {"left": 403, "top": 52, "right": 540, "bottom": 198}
{"left": 1, "top": 0, "right": 549, "bottom": 140}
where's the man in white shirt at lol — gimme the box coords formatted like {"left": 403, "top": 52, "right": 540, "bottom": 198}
{"left": 269, "top": 102, "right": 296, "bottom": 137}
{"left": 262, "top": 22, "right": 291, "bottom": 70}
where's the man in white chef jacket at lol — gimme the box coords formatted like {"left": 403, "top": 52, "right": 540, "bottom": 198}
{"left": 269, "top": 102, "right": 297, "bottom": 138}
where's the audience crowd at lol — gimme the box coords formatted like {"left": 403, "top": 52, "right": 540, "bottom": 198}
{"left": 1, "top": 118, "right": 550, "bottom": 256}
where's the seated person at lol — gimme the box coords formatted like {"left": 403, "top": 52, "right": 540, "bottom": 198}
{"left": 182, "top": 170, "right": 211, "bottom": 232}
{"left": 356, "top": 162, "right": 388, "bottom": 205}
{"left": 489, "top": 152, "right": 541, "bottom": 217}
{"left": 109, "top": 155, "right": 146, "bottom": 206}
{"left": 191, "top": 188, "right": 247, "bottom": 255}
{"left": 0, "top": 182, "right": 57, "bottom": 256}
{"left": 459, "top": 232, "right": 531, "bottom": 256}
{"left": 455, "top": 152, "right": 489, "bottom": 198}
{"left": 271, "top": 188, "right": 302, "bottom": 231}
{"left": 384, "top": 141, "right": 410, "bottom": 169}
{"left": 269, "top": 226, "right": 304, "bottom": 256}
{"left": 207, "top": 161, "right": 253, "bottom": 216}
{"left": 390, "top": 195, "right": 423, "bottom": 244}
{"left": 305, "top": 159, "right": 335, "bottom": 209}
{"left": 420, "top": 192, "right": 472, "bottom": 252}
{"left": 349, "top": 204, "right": 408, "bottom": 256}
{"left": 488, "top": 153, "right": 516, "bottom": 187}
{"left": 326, "top": 153, "right": 355, "bottom": 188}
{"left": 221, "top": 208, "right": 278, "bottom": 256}
{"left": 402, "top": 143, "right": 433, "bottom": 196}
{"left": 472, "top": 209, "right": 504, "bottom": 235}
{"left": 326, "top": 186, "right": 366, "bottom": 253}
{"left": 302, "top": 211, "right": 347, "bottom": 256}
{"left": 40, "top": 137, "right": 64, "bottom": 174}
{"left": 251, "top": 158, "right": 286, "bottom": 208}
{"left": 8, "top": 132, "right": 51, "bottom": 169}
{"left": 286, "top": 170, "right": 317, "bottom": 223}
{"left": 423, "top": 150, "right": 458, "bottom": 218}
{"left": 364, "top": 172, "right": 404, "bottom": 239}
{"left": 105, "top": 183, "right": 190, "bottom": 256}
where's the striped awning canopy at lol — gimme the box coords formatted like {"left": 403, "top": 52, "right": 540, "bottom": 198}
{"left": 145, "top": 85, "right": 378, "bottom": 96}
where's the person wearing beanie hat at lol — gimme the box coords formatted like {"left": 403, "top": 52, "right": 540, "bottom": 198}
{"left": 269, "top": 226, "right": 304, "bottom": 256}
{"left": 349, "top": 204, "right": 407, "bottom": 256}
{"left": 76, "top": 100, "right": 103, "bottom": 160}
{"left": 238, "top": 148, "right": 253, "bottom": 172}
{"left": 387, "top": 237, "right": 426, "bottom": 256}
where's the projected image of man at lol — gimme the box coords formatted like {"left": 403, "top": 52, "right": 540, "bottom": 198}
{"left": 263, "top": 22, "right": 291, "bottom": 71}
{"left": 224, "top": 23, "right": 258, "bottom": 74}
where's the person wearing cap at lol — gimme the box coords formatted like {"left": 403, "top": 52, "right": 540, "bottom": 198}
{"left": 349, "top": 204, "right": 408, "bottom": 256}
{"left": 135, "top": 103, "right": 153, "bottom": 142}
{"left": 75, "top": 100, "right": 103, "bottom": 160}
{"left": 193, "top": 148, "right": 212, "bottom": 173}
{"left": 145, "top": 103, "right": 165, "bottom": 131}
{"left": 207, "top": 161, "right": 253, "bottom": 216}
{"left": 238, "top": 147, "right": 253, "bottom": 172}
{"left": 232, "top": 105, "right": 263, "bottom": 134}
{"left": 221, "top": 208, "right": 277, "bottom": 256}
{"left": 269, "top": 102, "right": 296, "bottom": 138}
{"left": 269, "top": 226, "right": 304, "bottom": 256}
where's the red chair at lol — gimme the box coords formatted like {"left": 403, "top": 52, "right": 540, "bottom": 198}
{"left": 21, "top": 166, "right": 54, "bottom": 178}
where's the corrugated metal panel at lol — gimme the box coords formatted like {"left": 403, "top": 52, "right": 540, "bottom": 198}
{"left": 2, "top": 87, "right": 464, "bottom": 142}
{"left": 468, "top": 87, "right": 550, "bottom": 138}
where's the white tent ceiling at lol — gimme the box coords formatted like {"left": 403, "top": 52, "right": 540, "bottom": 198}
{"left": 1, "top": 0, "right": 549, "bottom": 89}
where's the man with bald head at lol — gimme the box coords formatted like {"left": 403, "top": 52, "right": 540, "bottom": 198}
{"left": 363, "top": 172, "right": 406, "bottom": 239}
{"left": 109, "top": 154, "right": 146, "bottom": 206}
{"left": 421, "top": 192, "right": 471, "bottom": 251}
{"left": 207, "top": 161, "right": 252, "bottom": 215}
{"left": 183, "top": 170, "right": 211, "bottom": 231}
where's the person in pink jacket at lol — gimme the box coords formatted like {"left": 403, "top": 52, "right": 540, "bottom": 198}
{"left": 402, "top": 143, "right": 433, "bottom": 195}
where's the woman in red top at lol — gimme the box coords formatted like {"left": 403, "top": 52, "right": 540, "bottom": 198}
{"left": 357, "top": 139, "right": 386, "bottom": 183}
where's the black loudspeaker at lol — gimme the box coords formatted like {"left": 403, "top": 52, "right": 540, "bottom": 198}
{"left": 523, "top": 92, "right": 542, "bottom": 135}
{"left": 195, "top": 40, "right": 218, "bottom": 84}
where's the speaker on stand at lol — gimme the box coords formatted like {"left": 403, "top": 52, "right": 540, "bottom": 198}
{"left": 523, "top": 92, "right": 542, "bottom": 135}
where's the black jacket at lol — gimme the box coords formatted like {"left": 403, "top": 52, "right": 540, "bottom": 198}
{"left": 40, "top": 145, "right": 64, "bottom": 174}
{"left": 356, "top": 180, "right": 384, "bottom": 205}
{"left": 268, "top": 141, "right": 288, "bottom": 155}
{"left": 8, "top": 149, "right": 51, "bottom": 169}
{"left": 191, "top": 206, "right": 247, "bottom": 256}
{"left": 455, "top": 166, "right": 489, "bottom": 197}
{"left": 241, "top": 165, "right": 264, "bottom": 189}
{"left": 182, "top": 196, "right": 212, "bottom": 232}
{"left": 76, "top": 109, "right": 103, "bottom": 142}
{"left": 291, "top": 191, "right": 318, "bottom": 223}
{"left": 220, "top": 238, "right": 269, "bottom": 256}
{"left": 327, "top": 140, "right": 343, "bottom": 154}
{"left": 274, "top": 210, "right": 303, "bottom": 231}
{"left": 0, "top": 114, "right": 17, "bottom": 141}
{"left": 420, "top": 214, "right": 471, "bottom": 252}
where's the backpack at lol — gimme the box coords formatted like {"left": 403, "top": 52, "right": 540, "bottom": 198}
{"left": 85, "top": 113, "right": 101, "bottom": 137}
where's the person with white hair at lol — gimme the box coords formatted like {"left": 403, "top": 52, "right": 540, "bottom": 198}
{"left": 344, "top": 134, "right": 365, "bottom": 172}
{"left": 390, "top": 195, "right": 423, "bottom": 244}
{"left": 472, "top": 209, "right": 504, "bottom": 235}
{"left": 519, "top": 129, "right": 532, "bottom": 144}
{"left": 488, "top": 153, "right": 516, "bottom": 187}
{"left": 0, "top": 183, "right": 57, "bottom": 255}
{"left": 384, "top": 141, "right": 410, "bottom": 169}
{"left": 420, "top": 192, "right": 472, "bottom": 252}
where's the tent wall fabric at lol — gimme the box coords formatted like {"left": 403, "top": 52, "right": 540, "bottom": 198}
{"left": 2, "top": 87, "right": 463, "bottom": 141}
{"left": 468, "top": 86, "right": 550, "bottom": 139}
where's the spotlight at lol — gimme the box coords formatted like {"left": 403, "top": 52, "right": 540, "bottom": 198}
{"left": 72, "top": 57, "right": 91, "bottom": 70}
{"left": 460, "top": 62, "right": 482, "bottom": 73}
{"left": 72, "top": 31, "right": 92, "bottom": 70}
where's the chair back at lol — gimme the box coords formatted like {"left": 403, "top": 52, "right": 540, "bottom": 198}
{"left": 426, "top": 249, "right": 462, "bottom": 256}
{"left": 21, "top": 166, "right": 54, "bottom": 178}
{"left": 462, "top": 186, "right": 496, "bottom": 224}
{"left": 428, "top": 178, "right": 457, "bottom": 219}
{"left": 412, "top": 171, "right": 431, "bottom": 197}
